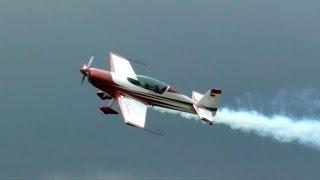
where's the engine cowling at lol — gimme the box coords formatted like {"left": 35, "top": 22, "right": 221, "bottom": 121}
{"left": 96, "top": 91, "right": 112, "bottom": 100}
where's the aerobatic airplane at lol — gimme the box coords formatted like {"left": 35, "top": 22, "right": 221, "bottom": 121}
{"left": 80, "top": 53, "right": 222, "bottom": 131}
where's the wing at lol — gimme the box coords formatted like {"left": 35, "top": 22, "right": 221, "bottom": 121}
{"left": 116, "top": 93, "right": 147, "bottom": 128}
{"left": 109, "top": 52, "right": 136, "bottom": 78}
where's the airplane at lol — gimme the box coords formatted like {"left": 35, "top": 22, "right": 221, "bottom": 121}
{"left": 80, "top": 53, "right": 222, "bottom": 131}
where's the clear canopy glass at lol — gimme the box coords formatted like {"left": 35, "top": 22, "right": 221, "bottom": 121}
{"left": 127, "top": 75, "right": 168, "bottom": 94}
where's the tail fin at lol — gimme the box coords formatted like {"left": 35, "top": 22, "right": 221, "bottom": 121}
{"left": 192, "top": 89, "right": 222, "bottom": 124}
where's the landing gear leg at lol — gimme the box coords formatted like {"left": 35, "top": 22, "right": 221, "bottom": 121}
{"left": 99, "top": 99, "right": 118, "bottom": 115}
{"left": 108, "top": 98, "right": 114, "bottom": 107}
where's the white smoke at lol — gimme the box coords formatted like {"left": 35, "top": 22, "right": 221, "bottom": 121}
{"left": 152, "top": 107, "right": 320, "bottom": 150}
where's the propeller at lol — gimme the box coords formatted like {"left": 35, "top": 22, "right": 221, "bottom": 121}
{"left": 80, "top": 56, "right": 94, "bottom": 85}
{"left": 81, "top": 74, "right": 86, "bottom": 85}
{"left": 83, "top": 56, "right": 94, "bottom": 69}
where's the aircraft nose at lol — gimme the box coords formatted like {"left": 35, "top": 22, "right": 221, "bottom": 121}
{"left": 87, "top": 69, "right": 114, "bottom": 90}
{"left": 80, "top": 68, "right": 89, "bottom": 76}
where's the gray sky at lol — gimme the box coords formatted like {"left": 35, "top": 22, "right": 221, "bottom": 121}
{"left": 1, "top": 0, "right": 320, "bottom": 179}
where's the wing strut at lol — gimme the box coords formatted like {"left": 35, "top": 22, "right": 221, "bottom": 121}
{"left": 127, "top": 59, "right": 146, "bottom": 66}
{"left": 143, "top": 128, "right": 163, "bottom": 136}
{"left": 126, "top": 123, "right": 164, "bottom": 136}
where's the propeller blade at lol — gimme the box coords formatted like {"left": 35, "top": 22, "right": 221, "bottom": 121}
{"left": 80, "top": 56, "right": 93, "bottom": 85}
{"left": 81, "top": 75, "right": 86, "bottom": 85}
{"left": 87, "top": 56, "right": 94, "bottom": 67}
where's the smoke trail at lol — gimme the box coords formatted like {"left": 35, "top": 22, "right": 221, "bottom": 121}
{"left": 152, "top": 107, "right": 320, "bottom": 149}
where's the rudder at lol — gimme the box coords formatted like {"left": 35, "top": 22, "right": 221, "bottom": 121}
{"left": 192, "top": 89, "right": 222, "bottom": 124}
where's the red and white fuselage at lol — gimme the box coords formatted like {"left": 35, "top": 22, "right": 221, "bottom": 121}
{"left": 80, "top": 53, "right": 221, "bottom": 128}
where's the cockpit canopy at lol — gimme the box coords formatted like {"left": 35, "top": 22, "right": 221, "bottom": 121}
{"left": 127, "top": 75, "right": 169, "bottom": 94}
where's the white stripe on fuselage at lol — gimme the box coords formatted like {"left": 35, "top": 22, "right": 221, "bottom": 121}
{"left": 111, "top": 73, "right": 197, "bottom": 114}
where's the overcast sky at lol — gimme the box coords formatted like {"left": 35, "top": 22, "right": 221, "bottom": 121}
{"left": 1, "top": 0, "right": 320, "bottom": 179}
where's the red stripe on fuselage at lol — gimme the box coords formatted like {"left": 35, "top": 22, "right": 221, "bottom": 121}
{"left": 87, "top": 68, "right": 196, "bottom": 114}
{"left": 111, "top": 85, "right": 196, "bottom": 114}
